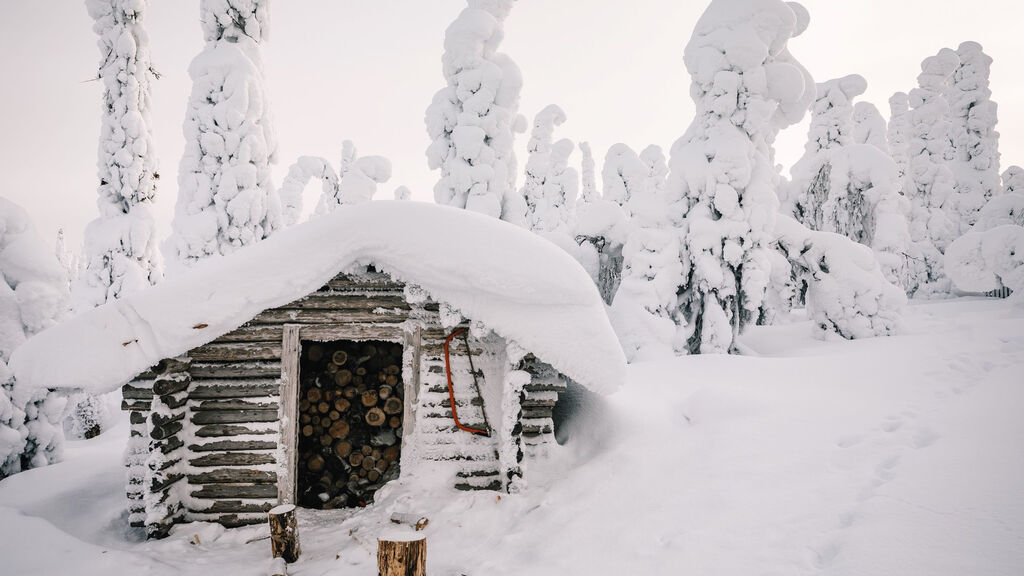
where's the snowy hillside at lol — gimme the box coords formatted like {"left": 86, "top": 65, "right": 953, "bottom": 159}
{"left": 1, "top": 298, "right": 1020, "bottom": 576}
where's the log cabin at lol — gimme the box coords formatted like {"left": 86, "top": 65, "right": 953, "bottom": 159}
{"left": 11, "top": 202, "right": 627, "bottom": 538}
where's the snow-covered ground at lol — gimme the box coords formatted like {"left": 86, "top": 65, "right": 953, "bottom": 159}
{"left": 1, "top": 298, "right": 1021, "bottom": 576}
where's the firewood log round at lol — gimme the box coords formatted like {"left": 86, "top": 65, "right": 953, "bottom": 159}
{"left": 356, "top": 367, "right": 367, "bottom": 377}
{"left": 361, "top": 390, "right": 379, "bottom": 408}
{"left": 299, "top": 399, "right": 311, "bottom": 412}
{"left": 329, "top": 420, "right": 350, "bottom": 439}
{"left": 301, "top": 425, "right": 314, "bottom": 437}
{"left": 268, "top": 504, "right": 301, "bottom": 564}
{"left": 384, "top": 446, "right": 400, "bottom": 463}
{"left": 386, "top": 374, "right": 399, "bottom": 387}
{"left": 388, "top": 416, "right": 401, "bottom": 429}
{"left": 311, "top": 415, "right": 321, "bottom": 426}
{"left": 383, "top": 397, "right": 402, "bottom": 415}
{"left": 326, "top": 363, "right": 339, "bottom": 374}
{"left": 335, "top": 370, "right": 353, "bottom": 387}
{"left": 318, "top": 402, "right": 330, "bottom": 414}
{"left": 361, "top": 445, "right": 373, "bottom": 456}
{"left": 368, "top": 469, "right": 380, "bottom": 482}
{"left": 334, "top": 398, "right": 351, "bottom": 412}
{"left": 361, "top": 456, "right": 374, "bottom": 471}
{"left": 349, "top": 452, "right": 363, "bottom": 467}
{"left": 343, "top": 387, "right": 357, "bottom": 399}
{"left": 320, "top": 434, "right": 334, "bottom": 447}
{"left": 300, "top": 413, "right": 312, "bottom": 425}
{"left": 385, "top": 364, "right": 401, "bottom": 376}
{"left": 356, "top": 383, "right": 368, "bottom": 394}
{"left": 374, "top": 458, "right": 388, "bottom": 473}
{"left": 307, "top": 388, "right": 322, "bottom": 403}
{"left": 329, "top": 410, "right": 340, "bottom": 421}
{"left": 378, "top": 385, "right": 393, "bottom": 400}
{"left": 377, "top": 373, "right": 388, "bottom": 384}
{"left": 334, "top": 440, "right": 352, "bottom": 458}
{"left": 332, "top": 351, "right": 348, "bottom": 366}
{"left": 308, "top": 454, "right": 325, "bottom": 472}
{"left": 366, "top": 407, "right": 386, "bottom": 426}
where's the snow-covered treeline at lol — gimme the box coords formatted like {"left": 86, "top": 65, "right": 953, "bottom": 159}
{"left": 166, "top": 0, "right": 281, "bottom": 272}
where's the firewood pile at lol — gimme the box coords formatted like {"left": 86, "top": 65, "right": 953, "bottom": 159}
{"left": 297, "top": 340, "right": 404, "bottom": 509}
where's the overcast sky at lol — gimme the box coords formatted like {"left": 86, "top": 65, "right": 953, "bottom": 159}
{"left": 1, "top": 1, "right": 1021, "bottom": 252}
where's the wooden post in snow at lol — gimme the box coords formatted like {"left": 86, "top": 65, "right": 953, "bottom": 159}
{"left": 268, "top": 504, "right": 300, "bottom": 563}
{"left": 378, "top": 529, "right": 426, "bottom": 576}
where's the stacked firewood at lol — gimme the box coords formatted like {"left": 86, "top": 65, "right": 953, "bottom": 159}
{"left": 297, "top": 341, "right": 404, "bottom": 509}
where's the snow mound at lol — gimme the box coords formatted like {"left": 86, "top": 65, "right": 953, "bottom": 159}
{"left": 945, "top": 225, "right": 1024, "bottom": 295}
{"left": 11, "top": 202, "right": 626, "bottom": 396}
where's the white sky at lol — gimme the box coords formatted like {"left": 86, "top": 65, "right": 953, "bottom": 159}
{"left": 1, "top": 1, "right": 1022, "bottom": 251}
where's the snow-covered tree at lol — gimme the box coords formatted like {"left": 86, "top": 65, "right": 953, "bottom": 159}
{"left": 906, "top": 48, "right": 961, "bottom": 295}
{"left": 973, "top": 192, "right": 1024, "bottom": 232}
{"left": 394, "top": 186, "right": 412, "bottom": 201}
{"left": 574, "top": 142, "right": 626, "bottom": 304}
{"left": 278, "top": 143, "right": 392, "bottom": 225}
{"left": 669, "top": 0, "right": 815, "bottom": 354}
{"left": 1003, "top": 165, "right": 1024, "bottom": 195}
{"left": 425, "top": 0, "right": 526, "bottom": 224}
{"left": 946, "top": 41, "right": 1001, "bottom": 231}
{"left": 76, "top": 0, "right": 161, "bottom": 311}
{"left": 887, "top": 92, "right": 912, "bottom": 185}
{"left": 522, "top": 105, "right": 577, "bottom": 235}
{"left": 852, "top": 102, "right": 888, "bottom": 151}
{"left": 579, "top": 141, "right": 598, "bottom": 204}
{"left": 167, "top": 0, "right": 280, "bottom": 272}
{"left": 0, "top": 199, "right": 70, "bottom": 479}
{"left": 945, "top": 225, "right": 1024, "bottom": 299}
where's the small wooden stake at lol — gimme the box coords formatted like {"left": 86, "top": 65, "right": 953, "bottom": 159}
{"left": 269, "top": 504, "right": 301, "bottom": 564}
{"left": 377, "top": 531, "right": 426, "bottom": 576}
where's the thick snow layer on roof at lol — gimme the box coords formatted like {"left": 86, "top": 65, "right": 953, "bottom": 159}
{"left": 11, "top": 201, "right": 626, "bottom": 395}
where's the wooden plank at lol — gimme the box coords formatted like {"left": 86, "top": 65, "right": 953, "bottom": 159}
{"left": 188, "top": 439, "right": 277, "bottom": 452}
{"left": 214, "top": 324, "right": 284, "bottom": 343}
{"left": 279, "top": 325, "right": 300, "bottom": 506}
{"left": 122, "top": 399, "right": 151, "bottom": 411}
{"left": 283, "top": 293, "right": 410, "bottom": 311}
{"left": 187, "top": 469, "right": 278, "bottom": 485}
{"left": 194, "top": 502, "right": 275, "bottom": 515}
{"left": 122, "top": 384, "right": 154, "bottom": 400}
{"left": 323, "top": 276, "right": 404, "bottom": 292}
{"left": 191, "top": 484, "right": 279, "bottom": 499}
{"left": 189, "top": 452, "right": 276, "bottom": 467}
{"left": 191, "top": 409, "right": 278, "bottom": 425}
{"left": 152, "top": 377, "right": 190, "bottom": 397}
{"left": 189, "top": 361, "right": 282, "bottom": 379}
{"left": 189, "top": 342, "right": 282, "bottom": 362}
{"left": 190, "top": 380, "right": 279, "bottom": 399}
{"left": 298, "top": 323, "right": 405, "bottom": 343}
{"left": 193, "top": 399, "right": 279, "bottom": 411}
{"left": 251, "top": 309, "right": 407, "bottom": 325}
{"left": 194, "top": 424, "right": 277, "bottom": 437}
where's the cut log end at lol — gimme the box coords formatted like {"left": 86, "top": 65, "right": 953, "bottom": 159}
{"left": 269, "top": 506, "right": 301, "bottom": 564}
{"left": 378, "top": 533, "right": 426, "bottom": 576}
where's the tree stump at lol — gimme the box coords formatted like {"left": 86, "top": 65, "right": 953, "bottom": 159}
{"left": 378, "top": 530, "right": 426, "bottom": 576}
{"left": 268, "top": 504, "right": 301, "bottom": 563}
{"left": 268, "top": 557, "right": 288, "bottom": 576}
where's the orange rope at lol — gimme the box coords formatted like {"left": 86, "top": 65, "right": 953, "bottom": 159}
{"left": 444, "top": 328, "right": 490, "bottom": 436}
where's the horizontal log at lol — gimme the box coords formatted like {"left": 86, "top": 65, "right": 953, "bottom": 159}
{"left": 521, "top": 407, "right": 553, "bottom": 420}
{"left": 122, "top": 399, "right": 151, "bottom": 411}
{"left": 298, "top": 324, "right": 406, "bottom": 343}
{"left": 521, "top": 398, "right": 557, "bottom": 408}
{"left": 190, "top": 342, "right": 283, "bottom": 362}
{"left": 214, "top": 324, "right": 284, "bottom": 343}
{"left": 189, "top": 361, "right": 282, "bottom": 379}
{"left": 193, "top": 399, "right": 278, "bottom": 412}
{"left": 151, "top": 411, "right": 185, "bottom": 428}
{"left": 285, "top": 293, "right": 411, "bottom": 311}
{"left": 194, "top": 424, "right": 277, "bottom": 438}
{"left": 191, "top": 409, "right": 279, "bottom": 425}
{"left": 195, "top": 502, "right": 275, "bottom": 514}
{"left": 522, "top": 381, "right": 568, "bottom": 393}
{"left": 190, "top": 380, "right": 280, "bottom": 399}
{"left": 149, "top": 472, "right": 184, "bottom": 493}
{"left": 153, "top": 377, "right": 191, "bottom": 397}
{"left": 191, "top": 484, "right": 279, "bottom": 499}
{"left": 150, "top": 420, "right": 183, "bottom": 441}
{"left": 122, "top": 384, "right": 154, "bottom": 400}
{"left": 158, "top": 435, "right": 185, "bottom": 455}
{"left": 188, "top": 439, "right": 277, "bottom": 452}
{"left": 189, "top": 452, "right": 276, "bottom": 467}
{"left": 129, "top": 411, "right": 148, "bottom": 425}
{"left": 187, "top": 469, "right": 278, "bottom": 485}
{"left": 323, "top": 275, "right": 405, "bottom": 292}
{"left": 251, "top": 309, "right": 408, "bottom": 325}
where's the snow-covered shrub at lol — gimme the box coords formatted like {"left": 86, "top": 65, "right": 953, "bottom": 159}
{"left": 776, "top": 215, "right": 906, "bottom": 340}
{"left": 0, "top": 198, "right": 69, "bottom": 478}
{"left": 974, "top": 193, "right": 1024, "bottom": 231}
{"left": 1003, "top": 166, "right": 1024, "bottom": 195}
{"left": 668, "top": 0, "right": 815, "bottom": 354}
{"left": 76, "top": 0, "right": 161, "bottom": 311}
{"left": 522, "top": 105, "right": 577, "bottom": 235}
{"left": 166, "top": 0, "right": 280, "bottom": 272}
{"left": 906, "top": 48, "right": 961, "bottom": 296}
{"left": 946, "top": 41, "right": 1001, "bottom": 230}
{"left": 852, "top": 102, "right": 888, "bottom": 151}
{"left": 945, "top": 225, "right": 1024, "bottom": 297}
{"left": 425, "top": 0, "right": 527, "bottom": 224}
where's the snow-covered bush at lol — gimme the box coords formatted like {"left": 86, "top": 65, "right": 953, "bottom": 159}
{"left": 776, "top": 215, "right": 906, "bottom": 339}
{"left": 0, "top": 198, "right": 69, "bottom": 478}
{"left": 946, "top": 41, "right": 1001, "bottom": 230}
{"left": 905, "top": 48, "right": 961, "bottom": 296}
{"left": 945, "top": 225, "right": 1024, "bottom": 297}
{"left": 1003, "top": 166, "right": 1024, "bottom": 195}
{"left": 521, "top": 105, "right": 577, "bottom": 235}
{"left": 425, "top": 0, "right": 527, "bottom": 224}
{"left": 76, "top": 0, "right": 161, "bottom": 311}
{"left": 166, "top": 0, "right": 280, "bottom": 272}
{"left": 668, "top": 0, "right": 815, "bottom": 354}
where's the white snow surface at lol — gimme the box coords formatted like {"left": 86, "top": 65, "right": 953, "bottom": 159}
{"left": 11, "top": 201, "right": 625, "bottom": 396}
{"left": 1, "top": 298, "right": 1021, "bottom": 575}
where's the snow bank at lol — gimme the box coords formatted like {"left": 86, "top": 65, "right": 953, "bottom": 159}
{"left": 945, "top": 225, "right": 1024, "bottom": 295}
{"left": 11, "top": 202, "right": 626, "bottom": 396}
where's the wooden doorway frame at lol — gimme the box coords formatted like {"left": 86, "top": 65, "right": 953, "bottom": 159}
{"left": 277, "top": 323, "right": 421, "bottom": 505}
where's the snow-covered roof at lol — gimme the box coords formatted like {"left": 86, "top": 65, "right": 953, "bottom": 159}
{"left": 10, "top": 201, "right": 626, "bottom": 395}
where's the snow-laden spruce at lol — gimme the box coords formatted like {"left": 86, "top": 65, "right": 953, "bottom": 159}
{"left": 668, "top": 0, "right": 815, "bottom": 354}
{"left": 974, "top": 192, "right": 1024, "bottom": 231}
{"left": 574, "top": 142, "right": 627, "bottom": 304}
{"left": 0, "top": 199, "right": 69, "bottom": 479}
{"left": 521, "top": 105, "right": 577, "bottom": 236}
{"left": 852, "top": 102, "right": 888, "bottom": 151}
{"left": 425, "top": 0, "right": 527, "bottom": 224}
{"left": 166, "top": 0, "right": 280, "bottom": 272}
{"left": 887, "top": 92, "right": 912, "bottom": 185}
{"left": 278, "top": 142, "right": 392, "bottom": 226}
{"left": 76, "top": 0, "right": 161, "bottom": 312}
{"left": 905, "top": 48, "right": 961, "bottom": 296}
{"left": 945, "top": 225, "right": 1024, "bottom": 298}
{"left": 1003, "top": 165, "right": 1024, "bottom": 195}
{"left": 946, "top": 42, "right": 1001, "bottom": 231}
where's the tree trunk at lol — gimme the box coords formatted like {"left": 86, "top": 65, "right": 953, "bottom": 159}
{"left": 377, "top": 532, "right": 426, "bottom": 576}
{"left": 268, "top": 504, "right": 301, "bottom": 563}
